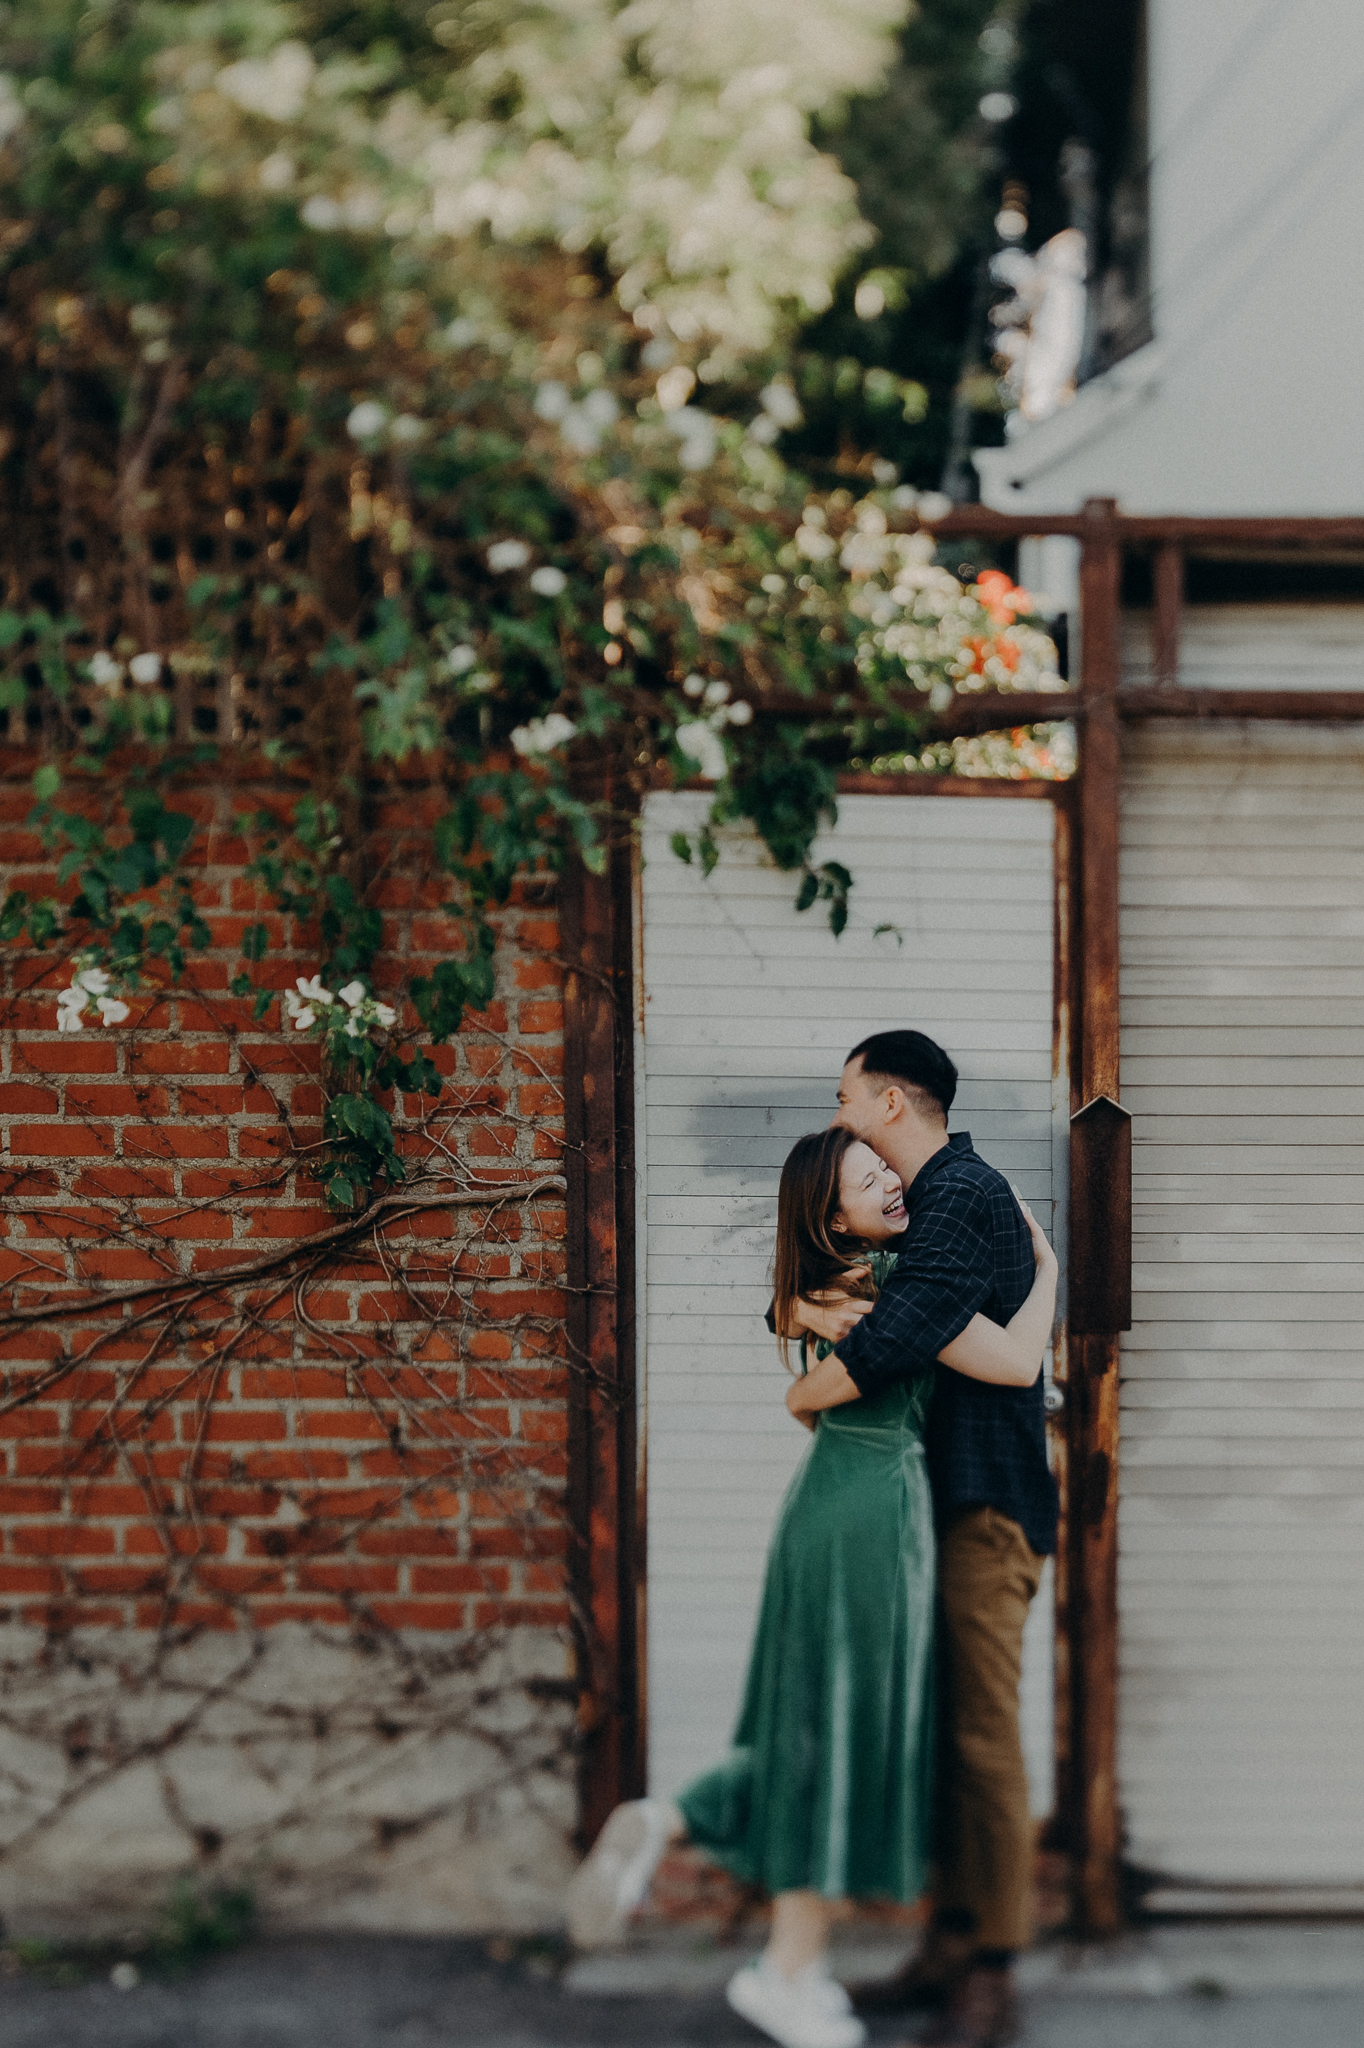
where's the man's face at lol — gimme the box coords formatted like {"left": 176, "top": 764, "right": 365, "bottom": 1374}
{"left": 833, "top": 1056, "right": 887, "bottom": 1144}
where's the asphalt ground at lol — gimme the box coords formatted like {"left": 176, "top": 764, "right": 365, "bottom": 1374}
{"left": 4, "top": 1932, "right": 1364, "bottom": 2048}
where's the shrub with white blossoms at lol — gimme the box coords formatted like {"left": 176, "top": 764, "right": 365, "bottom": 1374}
{"left": 837, "top": 513, "right": 1064, "bottom": 708}
{"left": 283, "top": 975, "right": 397, "bottom": 1041}
{"left": 56, "top": 958, "right": 131, "bottom": 1032}
{"left": 510, "top": 712, "right": 577, "bottom": 758}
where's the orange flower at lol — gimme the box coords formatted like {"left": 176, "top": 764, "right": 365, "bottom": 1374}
{"left": 974, "top": 569, "right": 1033, "bottom": 626}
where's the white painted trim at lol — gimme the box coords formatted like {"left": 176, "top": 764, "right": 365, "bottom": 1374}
{"left": 974, "top": 343, "right": 1164, "bottom": 510}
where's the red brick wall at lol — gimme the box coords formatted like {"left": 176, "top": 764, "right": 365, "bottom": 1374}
{"left": 0, "top": 755, "right": 572, "bottom": 1643}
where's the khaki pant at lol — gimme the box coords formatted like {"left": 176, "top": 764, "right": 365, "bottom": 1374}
{"left": 935, "top": 1505, "right": 1044, "bottom": 1951}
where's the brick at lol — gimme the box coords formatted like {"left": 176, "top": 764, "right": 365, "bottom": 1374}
{"left": 123, "top": 1524, "right": 228, "bottom": 1556}
{"left": 64, "top": 1484, "right": 152, "bottom": 1517}
{"left": 0, "top": 1083, "right": 59, "bottom": 1114}
{"left": 244, "top": 1207, "right": 331, "bottom": 1238}
{"left": 125, "top": 1125, "right": 231, "bottom": 1159}
{"left": 357, "top": 1527, "right": 459, "bottom": 1557}
{"left": 411, "top": 1564, "right": 508, "bottom": 1594}
{"left": 198, "top": 1411, "right": 287, "bottom": 1442}
{"left": 0, "top": 1564, "right": 63, "bottom": 1592}
{"left": 516, "top": 1083, "right": 562, "bottom": 1116}
{"left": 0, "top": 1408, "right": 62, "bottom": 1439}
{"left": 72, "top": 1166, "right": 177, "bottom": 1198}
{"left": 74, "top": 1249, "right": 178, "bottom": 1283}
{"left": 250, "top": 1600, "right": 350, "bottom": 1626}
{"left": 297, "top": 1410, "right": 387, "bottom": 1440}
{"left": 19, "top": 1042, "right": 119, "bottom": 1073}
{"left": 517, "top": 1000, "right": 562, "bottom": 1034}
{"left": 70, "top": 1565, "right": 166, "bottom": 1594}
{"left": 297, "top": 1563, "right": 399, "bottom": 1593}
{"left": 513, "top": 958, "right": 559, "bottom": 991}
{"left": 242, "top": 1450, "right": 348, "bottom": 1480}
{"left": 13, "top": 1525, "right": 117, "bottom": 1556}
{"left": 10, "top": 1122, "right": 115, "bottom": 1156}
{"left": 366, "top": 1600, "right": 465, "bottom": 1630}
{"left": 194, "top": 1565, "right": 286, "bottom": 1594}
{"left": 136, "top": 1208, "right": 236, "bottom": 1241}
{"left": 130, "top": 1042, "right": 232, "bottom": 1074}
{"left": 467, "top": 1330, "right": 512, "bottom": 1361}
{"left": 179, "top": 1168, "right": 281, "bottom": 1199}
{"left": 471, "top": 1526, "right": 567, "bottom": 1560}
{"left": 0, "top": 1485, "right": 62, "bottom": 1513}
{"left": 64, "top": 1086, "right": 171, "bottom": 1118}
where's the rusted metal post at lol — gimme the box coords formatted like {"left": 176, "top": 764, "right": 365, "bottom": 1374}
{"left": 1151, "top": 542, "right": 1182, "bottom": 687}
{"left": 1069, "top": 497, "right": 1126, "bottom": 1935}
{"left": 563, "top": 818, "right": 642, "bottom": 1846}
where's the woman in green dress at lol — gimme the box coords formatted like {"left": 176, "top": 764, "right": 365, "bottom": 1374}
{"left": 566, "top": 1127, "right": 1058, "bottom": 2048}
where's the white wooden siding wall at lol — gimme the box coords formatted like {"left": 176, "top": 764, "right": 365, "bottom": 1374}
{"left": 1122, "top": 604, "right": 1364, "bottom": 690}
{"left": 638, "top": 791, "right": 1059, "bottom": 1809}
{"left": 1120, "top": 722, "right": 1364, "bottom": 1883}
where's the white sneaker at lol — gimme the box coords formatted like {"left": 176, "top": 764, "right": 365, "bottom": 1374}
{"left": 726, "top": 1959, "right": 866, "bottom": 2048}
{"left": 563, "top": 1798, "right": 677, "bottom": 1949}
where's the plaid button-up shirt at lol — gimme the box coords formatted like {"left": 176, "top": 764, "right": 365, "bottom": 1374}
{"left": 834, "top": 1132, "right": 1058, "bottom": 1556}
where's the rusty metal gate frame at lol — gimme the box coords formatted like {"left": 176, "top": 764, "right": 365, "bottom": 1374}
{"left": 563, "top": 501, "right": 1364, "bottom": 1933}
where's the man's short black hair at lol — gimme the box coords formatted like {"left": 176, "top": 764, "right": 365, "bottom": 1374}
{"left": 846, "top": 1030, "right": 957, "bottom": 1122}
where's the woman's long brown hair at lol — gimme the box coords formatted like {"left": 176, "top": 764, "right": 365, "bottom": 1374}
{"left": 772, "top": 1127, "right": 878, "bottom": 1370}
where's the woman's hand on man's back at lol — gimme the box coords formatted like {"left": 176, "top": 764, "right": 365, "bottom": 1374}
{"left": 794, "top": 1277, "right": 874, "bottom": 1346}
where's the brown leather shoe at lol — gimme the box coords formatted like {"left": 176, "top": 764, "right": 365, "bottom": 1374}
{"left": 910, "top": 1965, "right": 1020, "bottom": 2048}
{"left": 849, "top": 1929, "right": 973, "bottom": 2014}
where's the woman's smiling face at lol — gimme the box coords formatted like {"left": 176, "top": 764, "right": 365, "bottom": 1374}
{"left": 832, "top": 1141, "right": 908, "bottom": 1244}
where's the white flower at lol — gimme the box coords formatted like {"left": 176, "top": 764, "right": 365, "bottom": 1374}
{"left": 487, "top": 539, "right": 532, "bottom": 573}
{"left": 702, "top": 679, "right": 730, "bottom": 707}
{"left": 445, "top": 316, "right": 480, "bottom": 348}
{"left": 283, "top": 993, "right": 316, "bottom": 1030}
{"left": 56, "top": 984, "right": 87, "bottom": 1031}
{"left": 97, "top": 997, "right": 131, "bottom": 1027}
{"left": 88, "top": 651, "right": 124, "bottom": 690}
{"left": 258, "top": 152, "right": 295, "bottom": 192}
{"left": 581, "top": 389, "right": 619, "bottom": 430}
{"left": 511, "top": 712, "right": 578, "bottom": 757}
{"left": 373, "top": 1003, "right": 397, "bottom": 1029}
{"left": 336, "top": 980, "right": 367, "bottom": 1009}
{"left": 795, "top": 524, "right": 837, "bottom": 562}
{"left": 301, "top": 195, "right": 343, "bottom": 231}
{"left": 216, "top": 42, "right": 315, "bottom": 123}
{"left": 727, "top": 700, "right": 753, "bottom": 726}
{"left": 529, "top": 566, "right": 567, "bottom": 598}
{"left": 295, "top": 975, "right": 333, "bottom": 1006}
{"left": 656, "top": 365, "right": 696, "bottom": 413}
{"left": 446, "top": 644, "right": 478, "bottom": 675}
{"left": 346, "top": 401, "right": 388, "bottom": 440}
{"left": 128, "top": 653, "right": 161, "bottom": 684}
{"left": 759, "top": 379, "right": 802, "bottom": 428}
{"left": 533, "top": 381, "right": 571, "bottom": 423}
{"left": 559, "top": 404, "right": 606, "bottom": 456}
{"left": 675, "top": 720, "right": 728, "bottom": 782}
{"left": 74, "top": 966, "right": 111, "bottom": 997}
{"left": 682, "top": 672, "right": 707, "bottom": 696}
{"left": 667, "top": 408, "right": 717, "bottom": 471}
{"left": 344, "top": 1010, "right": 368, "bottom": 1038}
{"left": 390, "top": 413, "right": 427, "bottom": 445}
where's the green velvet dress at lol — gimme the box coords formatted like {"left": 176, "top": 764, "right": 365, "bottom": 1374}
{"left": 676, "top": 1250, "right": 936, "bottom": 1903}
